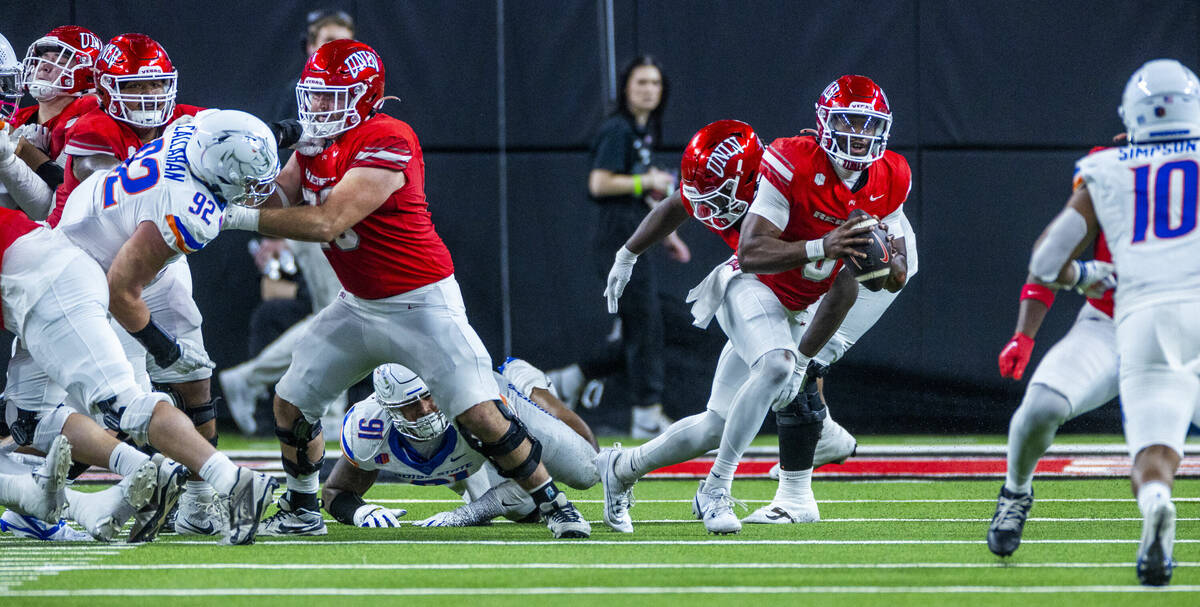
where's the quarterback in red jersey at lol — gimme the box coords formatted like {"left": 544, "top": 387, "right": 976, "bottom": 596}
{"left": 222, "top": 39, "right": 591, "bottom": 539}
{"left": 52, "top": 33, "right": 203, "bottom": 227}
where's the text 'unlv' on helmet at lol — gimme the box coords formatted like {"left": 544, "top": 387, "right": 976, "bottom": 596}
{"left": 1120, "top": 59, "right": 1200, "bottom": 144}
{"left": 0, "top": 32, "right": 20, "bottom": 120}
{"left": 22, "top": 25, "right": 103, "bottom": 101}
{"left": 184, "top": 109, "right": 280, "bottom": 207}
{"left": 680, "top": 119, "right": 763, "bottom": 230}
{"left": 372, "top": 364, "right": 449, "bottom": 441}
{"left": 96, "top": 33, "right": 177, "bottom": 128}
{"left": 815, "top": 75, "right": 892, "bottom": 172}
{"left": 296, "top": 39, "right": 385, "bottom": 139}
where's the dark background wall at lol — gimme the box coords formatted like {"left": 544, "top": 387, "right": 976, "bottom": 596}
{"left": 6, "top": 1, "right": 1199, "bottom": 434}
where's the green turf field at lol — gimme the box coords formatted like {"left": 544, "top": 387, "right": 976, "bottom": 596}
{"left": 2, "top": 475, "right": 1197, "bottom": 605}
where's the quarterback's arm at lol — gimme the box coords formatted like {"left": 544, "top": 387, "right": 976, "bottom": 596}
{"left": 322, "top": 457, "right": 381, "bottom": 525}
{"left": 738, "top": 212, "right": 872, "bottom": 274}
{"left": 71, "top": 153, "right": 119, "bottom": 184}
{"left": 797, "top": 268, "right": 858, "bottom": 358}
{"left": 623, "top": 190, "right": 690, "bottom": 254}
{"left": 232, "top": 166, "right": 403, "bottom": 241}
{"left": 107, "top": 221, "right": 174, "bottom": 333}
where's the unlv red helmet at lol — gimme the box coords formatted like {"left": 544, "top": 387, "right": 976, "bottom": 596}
{"left": 22, "top": 25, "right": 104, "bottom": 101}
{"left": 679, "top": 120, "right": 763, "bottom": 231}
{"left": 95, "top": 33, "right": 177, "bottom": 127}
{"left": 296, "top": 39, "right": 385, "bottom": 138}
{"left": 814, "top": 75, "right": 892, "bottom": 171}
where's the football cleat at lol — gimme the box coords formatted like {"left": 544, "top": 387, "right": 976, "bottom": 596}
{"left": 743, "top": 500, "right": 820, "bottom": 524}
{"left": 19, "top": 434, "right": 73, "bottom": 521}
{"left": 539, "top": 491, "right": 590, "bottom": 539}
{"left": 1136, "top": 496, "right": 1176, "bottom": 586}
{"left": 130, "top": 454, "right": 188, "bottom": 542}
{"left": 218, "top": 366, "right": 262, "bottom": 435}
{"left": 175, "top": 484, "right": 225, "bottom": 537}
{"left": 987, "top": 485, "right": 1034, "bottom": 557}
{"left": 0, "top": 510, "right": 93, "bottom": 541}
{"left": 224, "top": 469, "right": 280, "bottom": 545}
{"left": 257, "top": 490, "right": 326, "bottom": 537}
{"left": 692, "top": 480, "right": 745, "bottom": 535}
{"left": 813, "top": 415, "right": 857, "bottom": 467}
{"left": 631, "top": 404, "right": 673, "bottom": 440}
{"left": 596, "top": 444, "right": 635, "bottom": 533}
{"left": 69, "top": 461, "right": 157, "bottom": 542}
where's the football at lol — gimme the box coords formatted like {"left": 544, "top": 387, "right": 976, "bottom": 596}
{"left": 845, "top": 208, "right": 892, "bottom": 291}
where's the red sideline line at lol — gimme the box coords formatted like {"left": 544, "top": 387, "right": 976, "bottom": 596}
{"left": 646, "top": 456, "right": 1200, "bottom": 479}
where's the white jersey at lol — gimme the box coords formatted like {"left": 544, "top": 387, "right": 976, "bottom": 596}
{"left": 56, "top": 123, "right": 224, "bottom": 271}
{"left": 1077, "top": 140, "right": 1200, "bottom": 321}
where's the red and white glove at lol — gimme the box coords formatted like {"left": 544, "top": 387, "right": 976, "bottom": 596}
{"left": 998, "top": 333, "right": 1035, "bottom": 380}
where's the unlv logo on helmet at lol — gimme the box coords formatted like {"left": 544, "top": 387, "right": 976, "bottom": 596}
{"left": 80, "top": 32, "right": 103, "bottom": 51}
{"left": 345, "top": 50, "right": 379, "bottom": 77}
{"left": 99, "top": 44, "right": 123, "bottom": 66}
{"left": 705, "top": 136, "right": 746, "bottom": 177}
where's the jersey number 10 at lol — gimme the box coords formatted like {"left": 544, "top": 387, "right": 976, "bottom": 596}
{"left": 1132, "top": 160, "right": 1198, "bottom": 243}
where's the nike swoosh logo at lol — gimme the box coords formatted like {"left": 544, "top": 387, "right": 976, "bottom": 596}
{"left": 501, "top": 498, "right": 525, "bottom": 508}
{"left": 185, "top": 521, "right": 217, "bottom": 534}
{"left": 869, "top": 194, "right": 884, "bottom": 201}
{"left": 765, "top": 508, "right": 795, "bottom": 522}
{"left": 449, "top": 454, "right": 467, "bottom": 462}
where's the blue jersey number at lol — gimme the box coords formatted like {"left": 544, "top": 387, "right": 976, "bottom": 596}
{"left": 357, "top": 418, "right": 385, "bottom": 440}
{"left": 187, "top": 192, "right": 217, "bottom": 225}
{"left": 1132, "top": 160, "right": 1199, "bottom": 243}
{"left": 101, "top": 139, "right": 165, "bottom": 208}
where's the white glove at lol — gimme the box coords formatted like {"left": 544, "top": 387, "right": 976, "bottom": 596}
{"left": 221, "top": 204, "right": 260, "bottom": 232}
{"left": 13, "top": 124, "right": 50, "bottom": 154}
{"left": 292, "top": 134, "right": 329, "bottom": 157}
{"left": 1068, "top": 260, "right": 1116, "bottom": 299}
{"left": 603, "top": 246, "right": 639, "bottom": 313}
{"left": 0, "top": 125, "right": 15, "bottom": 164}
{"left": 771, "top": 355, "right": 811, "bottom": 412}
{"left": 413, "top": 507, "right": 474, "bottom": 527}
{"left": 158, "top": 340, "right": 216, "bottom": 375}
{"left": 352, "top": 504, "right": 407, "bottom": 527}
{"left": 499, "top": 358, "right": 552, "bottom": 396}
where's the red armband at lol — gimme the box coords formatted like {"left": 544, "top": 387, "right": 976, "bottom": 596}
{"left": 1019, "top": 283, "right": 1055, "bottom": 309}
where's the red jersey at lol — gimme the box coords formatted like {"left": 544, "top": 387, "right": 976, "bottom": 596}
{"left": 50, "top": 103, "right": 204, "bottom": 227}
{"left": 681, "top": 192, "right": 742, "bottom": 252}
{"left": 756, "top": 136, "right": 911, "bottom": 310}
{"left": 10, "top": 95, "right": 101, "bottom": 162}
{"left": 0, "top": 207, "right": 43, "bottom": 329}
{"left": 296, "top": 114, "right": 454, "bottom": 299}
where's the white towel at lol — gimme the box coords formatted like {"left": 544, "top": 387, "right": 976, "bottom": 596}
{"left": 686, "top": 255, "right": 742, "bottom": 329}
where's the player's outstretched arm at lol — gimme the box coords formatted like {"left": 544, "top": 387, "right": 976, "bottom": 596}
{"left": 108, "top": 222, "right": 176, "bottom": 333}
{"left": 624, "top": 190, "right": 689, "bottom": 254}
{"left": 323, "top": 458, "right": 404, "bottom": 527}
{"left": 797, "top": 267, "right": 858, "bottom": 358}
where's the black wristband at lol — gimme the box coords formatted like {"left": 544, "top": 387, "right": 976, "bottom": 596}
{"left": 130, "top": 320, "right": 181, "bottom": 368}
{"left": 327, "top": 491, "right": 367, "bottom": 525}
{"left": 35, "top": 160, "right": 65, "bottom": 189}
{"left": 270, "top": 119, "right": 303, "bottom": 149}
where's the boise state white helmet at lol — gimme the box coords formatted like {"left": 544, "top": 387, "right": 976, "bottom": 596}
{"left": 372, "top": 364, "right": 449, "bottom": 441}
{"left": 1120, "top": 59, "right": 1200, "bottom": 144}
{"left": 0, "top": 32, "right": 21, "bottom": 121}
{"left": 184, "top": 109, "right": 280, "bottom": 207}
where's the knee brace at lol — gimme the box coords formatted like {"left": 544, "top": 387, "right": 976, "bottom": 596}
{"left": 459, "top": 400, "right": 543, "bottom": 481}
{"left": 152, "top": 383, "right": 219, "bottom": 428}
{"left": 30, "top": 406, "right": 74, "bottom": 454}
{"left": 98, "top": 391, "right": 170, "bottom": 446}
{"left": 275, "top": 417, "right": 324, "bottom": 477}
{"left": 8, "top": 407, "right": 40, "bottom": 447}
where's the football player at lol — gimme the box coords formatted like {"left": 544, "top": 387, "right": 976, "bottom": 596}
{"left": 0, "top": 436, "right": 71, "bottom": 532}
{"left": 1016, "top": 59, "right": 1200, "bottom": 586}
{"left": 6, "top": 109, "right": 281, "bottom": 544}
{"left": 222, "top": 39, "right": 591, "bottom": 539}
{"left": 0, "top": 26, "right": 104, "bottom": 219}
{"left": 988, "top": 156, "right": 1120, "bottom": 557}
{"left": 324, "top": 359, "right": 600, "bottom": 528}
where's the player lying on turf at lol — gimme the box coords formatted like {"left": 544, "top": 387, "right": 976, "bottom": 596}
{"left": 323, "top": 359, "right": 599, "bottom": 528}
{"left": 0, "top": 436, "right": 71, "bottom": 529}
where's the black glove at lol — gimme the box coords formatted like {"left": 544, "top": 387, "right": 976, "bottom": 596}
{"left": 270, "top": 119, "right": 304, "bottom": 149}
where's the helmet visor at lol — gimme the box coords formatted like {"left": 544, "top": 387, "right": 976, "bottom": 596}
{"left": 103, "top": 73, "right": 177, "bottom": 127}
{"left": 296, "top": 81, "right": 366, "bottom": 138}
{"left": 827, "top": 111, "right": 888, "bottom": 162}
{"left": 682, "top": 176, "right": 747, "bottom": 230}
{"left": 22, "top": 40, "right": 87, "bottom": 100}
{"left": 378, "top": 391, "right": 450, "bottom": 441}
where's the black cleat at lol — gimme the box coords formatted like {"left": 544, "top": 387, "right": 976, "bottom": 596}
{"left": 987, "top": 485, "right": 1033, "bottom": 557}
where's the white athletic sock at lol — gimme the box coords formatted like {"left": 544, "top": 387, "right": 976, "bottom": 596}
{"left": 705, "top": 356, "right": 790, "bottom": 494}
{"left": 1004, "top": 385, "right": 1071, "bottom": 495}
{"left": 774, "top": 468, "right": 813, "bottom": 504}
{"left": 619, "top": 413, "right": 723, "bottom": 485}
{"left": 198, "top": 453, "right": 239, "bottom": 496}
{"left": 286, "top": 471, "right": 320, "bottom": 496}
{"left": 1138, "top": 481, "right": 1171, "bottom": 517}
{"left": 107, "top": 443, "right": 150, "bottom": 478}
{"left": 0, "top": 472, "right": 24, "bottom": 507}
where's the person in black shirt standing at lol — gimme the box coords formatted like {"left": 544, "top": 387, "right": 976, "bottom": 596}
{"left": 553, "top": 56, "right": 690, "bottom": 438}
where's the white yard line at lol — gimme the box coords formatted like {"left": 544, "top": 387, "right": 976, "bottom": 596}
{"left": 165, "top": 538, "right": 1200, "bottom": 546}
{"left": 322, "top": 517, "right": 1199, "bottom": 525}
{"left": 8, "top": 585, "right": 1200, "bottom": 597}
{"left": 366, "top": 497, "right": 1200, "bottom": 504}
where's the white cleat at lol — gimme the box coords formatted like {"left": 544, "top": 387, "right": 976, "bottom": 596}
{"left": 743, "top": 500, "right": 820, "bottom": 524}
{"left": 219, "top": 366, "right": 262, "bottom": 435}
{"left": 16, "top": 434, "right": 73, "bottom": 521}
{"left": 130, "top": 455, "right": 189, "bottom": 542}
{"left": 692, "top": 480, "right": 744, "bottom": 535}
{"left": 631, "top": 405, "right": 673, "bottom": 440}
{"left": 224, "top": 469, "right": 279, "bottom": 545}
{"left": 69, "top": 461, "right": 157, "bottom": 542}
{"left": 0, "top": 510, "right": 93, "bottom": 541}
{"left": 539, "top": 491, "right": 590, "bottom": 539}
{"left": 596, "top": 444, "right": 634, "bottom": 533}
{"left": 1136, "top": 497, "right": 1176, "bottom": 586}
{"left": 258, "top": 491, "right": 327, "bottom": 537}
{"left": 813, "top": 415, "right": 857, "bottom": 468}
{"left": 175, "top": 484, "right": 225, "bottom": 537}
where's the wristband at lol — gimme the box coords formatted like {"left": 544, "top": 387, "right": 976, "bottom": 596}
{"left": 34, "top": 161, "right": 65, "bottom": 189}
{"left": 328, "top": 491, "right": 367, "bottom": 526}
{"left": 632, "top": 174, "right": 643, "bottom": 197}
{"left": 804, "top": 239, "right": 826, "bottom": 261}
{"left": 130, "top": 320, "right": 181, "bottom": 368}
{"left": 1019, "top": 283, "right": 1055, "bottom": 309}
{"left": 221, "top": 205, "right": 260, "bottom": 232}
